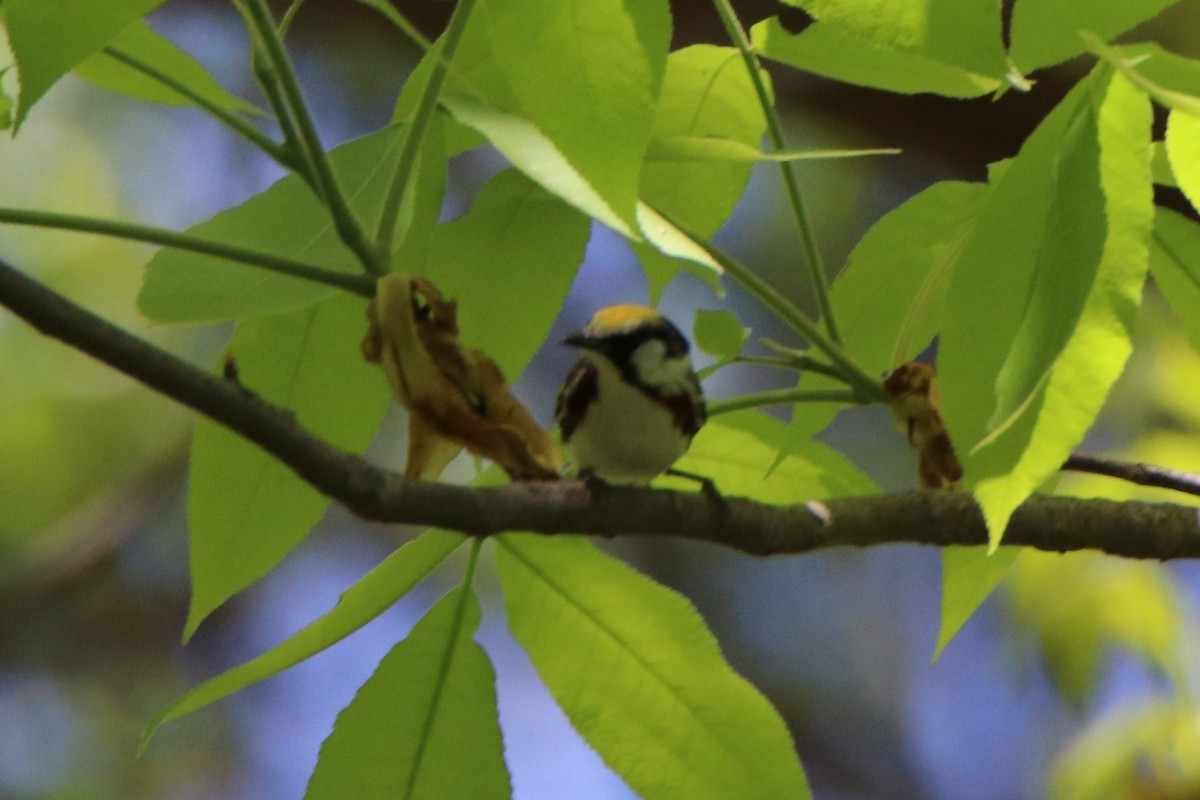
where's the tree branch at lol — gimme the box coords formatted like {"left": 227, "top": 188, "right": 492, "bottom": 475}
{"left": 1063, "top": 453, "right": 1200, "bottom": 498}
{"left": 2, "top": 256, "right": 1198, "bottom": 561}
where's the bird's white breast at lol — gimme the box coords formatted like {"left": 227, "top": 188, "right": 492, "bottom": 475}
{"left": 566, "top": 357, "right": 691, "bottom": 485}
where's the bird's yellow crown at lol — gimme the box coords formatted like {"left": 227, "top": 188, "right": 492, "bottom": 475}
{"left": 585, "top": 304, "right": 664, "bottom": 336}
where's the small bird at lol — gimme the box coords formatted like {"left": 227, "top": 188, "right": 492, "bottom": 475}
{"left": 556, "top": 304, "right": 707, "bottom": 486}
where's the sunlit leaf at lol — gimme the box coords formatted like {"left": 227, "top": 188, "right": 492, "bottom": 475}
{"left": 425, "top": 169, "right": 589, "bottom": 381}
{"left": 1010, "top": 0, "right": 1177, "bottom": 73}
{"left": 497, "top": 534, "right": 811, "bottom": 800}
{"left": 306, "top": 585, "right": 509, "bottom": 800}
{"left": 830, "top": 181, "right": 989, "bottom": 375}
{"left": 970, "top": 72, "right": 1152, "bottom": 543}
{"left": 751, "top": 15, "right": 1003, "bottom": 98}
{"left": 635, "top": 203, "right": 723, "bottom": 280}
{"left": 74, "top": 20, "right": 257, "bottom": 113}
{"left": 481, "top": 0, "right": 670, "bottom": 232}
{"left": 1167, "top": 110, "right": 1200, "bottom": 214}
{"left": 6, "top": 0, "right": 168, "bottom": 129}
{"left": 142, "top": 531, "right": 463, "bottom": 746}
{"left": 985, "top": 99, "right": 1106, "bottom": 435}
{"left": 185, "top": 293, "right": 391, "bottom": 637}
{"left": 440, "top": 92, "right": 633, "bottom": 238}
{"left": 1087, "top": 37, "right": 1200, "bottom": 117}
{"left": 140, "top": 125, "right": 414, "bottom": 322}
{"left": 940, "top": 76, "right": 1094, "bottom": 492}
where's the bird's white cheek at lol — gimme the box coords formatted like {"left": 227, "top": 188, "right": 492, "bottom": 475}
{"left": 631, "top": 342, "right": 693, "bottom": 393}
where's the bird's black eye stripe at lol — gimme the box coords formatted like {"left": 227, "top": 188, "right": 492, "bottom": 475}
{"left": 598, "top": 321, "right": 690, "bottom": 361}
{"left": 663, "top": 327, "right": 688, "bottom": 358}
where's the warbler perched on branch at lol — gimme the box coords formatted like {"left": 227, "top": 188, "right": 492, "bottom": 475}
{"left": 556, "top": 305, "right": 707, "bottom": 486}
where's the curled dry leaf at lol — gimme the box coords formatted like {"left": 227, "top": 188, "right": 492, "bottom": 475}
{"left": 883, "top": 362, "right": 963, "bottom": 490}
{"left": 361, "top": 274, "right": 562, "bottom": 481}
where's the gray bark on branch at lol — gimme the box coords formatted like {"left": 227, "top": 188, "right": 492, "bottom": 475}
{"left": 2, "top": 257, "right": 1198, "bottom": 560}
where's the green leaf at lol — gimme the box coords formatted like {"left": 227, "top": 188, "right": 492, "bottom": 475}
{"left": 140, "top": 125, "right": 411, "bottom": 322}
{"left": 830, "top": 181, "right": 990, "bottom": 375}
{"left": 934, "top": 545, "right": 1020, "bottom": 659}
{"left": 1167, "top": 110, "right": 1200, "bottom": 214}
{"left": 1008, "top": 551, "right": 1181, "bottom": 700}
{"left": 5, "top": 0, "right": 168, "bottom": 129}
{"left": 1010, "top": 0, "right": 1177, "bottom": 73}
{"left": 437, "top": 93, "right": 722, "bottom": 282}
{"left": 440, "top": 93, "right": 634, "bottom": 238}
{"left": 1128, "top": 43, "right": 1200, "bottom": 108}
{"left": 635, "top": 203, "right": 724, "bottom": 280}
{"left": 391, "top": 6, "right": 513, "bottom": 155}
{"left": 425, "top": 169, "right": 589, "bottom": 380}
{"left": 646, "top": 136, "right": 896, "bottom": 163}
{"left": 481, "top": 0, "right": 670, "bottom": 232}
{"left": 692, "top": 310, "right": 749, "bottom": 361}
{"left": 940, "top": 76, "right": 1094, "bottom": 486}
{"left": 971, "top": 72, "right": 1154, "bottom": 543}
{"left": 73, "top": 20, "right": 257, "bottom": 112}
{"left": 984, "top": 96, "right": 1106, "bottom": 436}
{"left": 1150, "top": 208, "right": 1200, "bottom": 350}
{"left": 1152, "top": 141, "right": 1177, "bottom": 187}
{"left": 392, "top": 115, "right": 449, "bottom": 273}
{"left": 0, "top": 71, "right": 12, "bottom": 130}
{"left": 638, "top": 44, "right": 767, "bottom": 295}
{"left": 142, "top": 531, "right": 463, "bottom": 747}
{"left": 306, "top": 585, "right": 509, "bottom": 800}
{"left": 185, "top": 293, "right": 391, "bottom": 638}
{"left": 784, "top": 0, "right": 1008, "bottom": 77}
{"left": 673, "top": 410, "right": 877, "bottom": 500}
{"left": 1087, "top": 38, "right": 1200, "bottom": 117}
{"left": 751, "top": 16, "right": 1003, "bottom": 99}
{"left": 497, "top": 534, "right": 811, "bottom": 800}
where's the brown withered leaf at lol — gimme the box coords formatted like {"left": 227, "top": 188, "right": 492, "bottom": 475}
{"left": 883, "top": 362, "right": 963, "bottom": 490}
{"left": 362, "top": 274, "right": 562, "bottom": 481}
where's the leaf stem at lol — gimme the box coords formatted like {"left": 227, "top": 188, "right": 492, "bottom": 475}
{"left": 710, "top": 0, "right": 841, "bottom": 344}
{"left": 375, "top": 0, "right": 478, "bottom": 256}
{"left": 0, "top": 206, "right": 375, "bottom": 297}
{"left": 355, "top": 0, "right": 435, "bottom": 52}
{"left": 708, "top": 388, "right": 865, "bottom": 417}
{"left": 241, "top": 0, "right": 388, "bottom": 276}
{"left": 102, "top": 46, "right": 291, "bottom": 168}
{"left": 653, "top": 206, "right": 887, "bottom": 402}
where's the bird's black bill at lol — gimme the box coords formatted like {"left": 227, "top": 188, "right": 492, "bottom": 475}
{"left": 563, "top": 331, "right": 595, "bottom": 349}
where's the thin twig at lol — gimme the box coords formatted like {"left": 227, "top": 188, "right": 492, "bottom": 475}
{"left": 710, "top": 0, "right": 840, "bottom": 344}
{"left": 375, "top": 0, "right": 478, "bottom": 255}
{"left": 0, "top": 207, "right": 375, "bottom": 297}
{"left": 2, "top": 256, "right": 1199, "bottom": 560}
{"left": 1063, "top": 453, "right": 1200, "bottom": 498}
{"left": 653, "top": 206, "right": 887, "bottom": 402}
{"left": 102, "top": 46, "right": 291, "bottom": 168}
{"left": 708, "top": 388, "right": 865, "bottom": 416}
{"left": 241, "top": 0, "right": 387, "bottom": 275}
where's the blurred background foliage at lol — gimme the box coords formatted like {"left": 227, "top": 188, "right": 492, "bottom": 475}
{"left": 4, "top": 1, "right": 1200, "bottom": 798}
